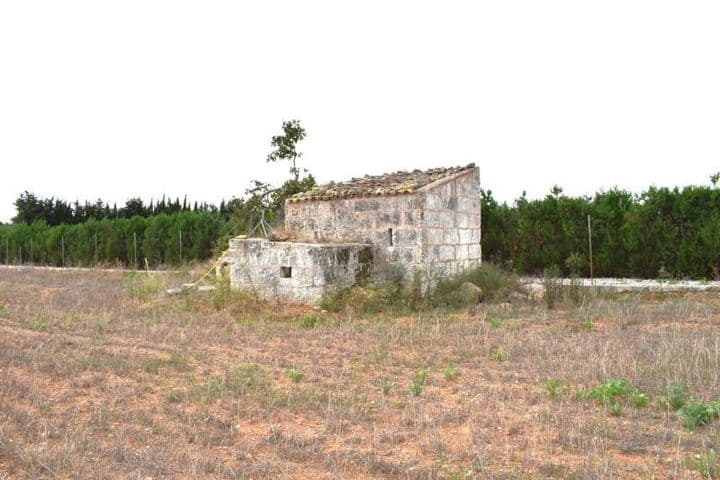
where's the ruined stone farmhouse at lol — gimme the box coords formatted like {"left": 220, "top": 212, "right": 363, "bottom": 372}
{"left": 219, "top": 164, "right": 481, "bottom": 302}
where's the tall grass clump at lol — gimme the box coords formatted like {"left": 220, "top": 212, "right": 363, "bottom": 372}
{"left": 542, "top": 266, "right": 563, "bottom": 309}
{"left": 320, "top": 265, "right": 422, "bottom": 314}
{"left": 320, "top": 262, "right": 524, "bottom": 313}
{"left": 125, "top": 271, "right": 165, "bottom": 302}
{"left": 430, "top": 262, "right": 525, "bottom": 307}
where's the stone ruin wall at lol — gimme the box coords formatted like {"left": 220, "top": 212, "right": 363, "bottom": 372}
{"left": 220, "top": 237, "right": 372, "bottom": 303}
{"left": 284, "top": 167, "right": 481, "bottom": 277}
{"left": 284, "top": 194, "right": 425, "bottom": 270}
{"left": 419, "top": 168, "right": 482, "bottom": 276}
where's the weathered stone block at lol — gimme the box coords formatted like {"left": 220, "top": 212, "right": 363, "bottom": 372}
{"left": 397, "top": 229, "right": 418, "bottom": 244}
{"left": 423, "top": 210, "right": 441, "bottom": 228}
{"left": 425, "top": 228, "right": 443, "bottom": 245}
{"left": 425, "top": 193, "right": 442, "bottom": 210}
{"left": 439, "top": 211, "right": 455, "bottom": 229}
{"left": 443, "top": 228, "right": 458, "bottom": 244}
{"left": 456, "top": 213, "right": 469, "bottom": 229}
{"left": 354, "top": 200, "right": 380, "bottom": 211}
{"left": 379, "top": 211, "right": 401, "bottom": 225}
{"left": 439, "top": 245, "right": 455, "bottom": 262}
{"left": 458, "top": 229, "right": 473, "bottom": 244}
{"left": 458, "top": 197, "right": 479, "bottom": 213}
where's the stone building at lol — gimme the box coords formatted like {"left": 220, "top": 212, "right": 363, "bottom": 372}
{"left": 219, "top": 163, "right": 481, "bottom": 302}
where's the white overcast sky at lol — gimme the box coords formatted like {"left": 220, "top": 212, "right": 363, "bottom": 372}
{"left": 1, "top": 1, "right": 719, "bottom": 222}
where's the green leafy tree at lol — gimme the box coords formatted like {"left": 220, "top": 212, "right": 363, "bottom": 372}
{"left": 266, "top": 119, "right": 307, "bottom": 181}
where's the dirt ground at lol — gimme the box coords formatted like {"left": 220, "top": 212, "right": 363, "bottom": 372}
{"left": 0, "top": 268, "right": 719, "bottom": 479}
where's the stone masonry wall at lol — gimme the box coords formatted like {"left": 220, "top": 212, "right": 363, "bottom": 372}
{"left": 284, "top": 194, "right": 425, "bottom": 270}
{"left": 283, "top": 167, "right": 481, "bottom": 279}
{"left": 219, "top": 237, "right": 372, "bottom": 303}
{"left": 419, "top": 168, "right": 481, "bottom": 275}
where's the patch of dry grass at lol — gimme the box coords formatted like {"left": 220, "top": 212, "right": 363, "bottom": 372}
{"left": 1, "top": 268, "right": 720, "bottom": 478}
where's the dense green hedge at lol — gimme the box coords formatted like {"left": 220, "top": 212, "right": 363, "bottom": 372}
{"left": 482, "top": 186, "right": 720, "bottom": 279}
{"left": 5, "top": 184, "right": 720, "bottom": 279}
{"left": 0, "top": 211, "right": 228, "bottom": 268}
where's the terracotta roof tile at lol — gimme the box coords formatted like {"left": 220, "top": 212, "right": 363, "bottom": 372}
{"left": 288, "top": 163, "right": 476, "bottom": 203}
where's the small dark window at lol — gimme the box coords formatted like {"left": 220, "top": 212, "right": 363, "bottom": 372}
{"left": 388, "top": 228, "right": 394, "bottom": 246}
{"left": 280, "top": 266, "right": 292, "bottom": 278}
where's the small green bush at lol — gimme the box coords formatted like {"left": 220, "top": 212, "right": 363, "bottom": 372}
{"left": 320, "top": 263, "right": 524, "bottom": 313}
{"left": 679, "top": 397, "right": 720, "bottom": 430}
{"left": 319, "top": 268, "right": 420, "bottom": 314}
{"left": 431, "top": 263, "right": 524, "bottom": 307}
{"left": 659, "top": 384, "right": 690, "bottom": 410}
{"left": 575, "top": 378, "right": 649, "bottom": 414}
{"left": 285, "top": 367, "right": 304, "bottom": 383}
{"left": 631, "top": 392, "right": 650, "bottom": 408}
{"left": 409, "top": 382, "right": 423, "bottom": 397}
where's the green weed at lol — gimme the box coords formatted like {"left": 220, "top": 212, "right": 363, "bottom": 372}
{"left": 212, "top": 273, "right": 232, "bottom": 310}
{"left": 543, "top": 377, "right": 565, "bottom": 399}
{"left": 141, "top": 352, "right": 189, "bottom": 374}
{"left": 679, "top": 397, "right": 720, "bottom": 430}
{"left": 235, "top": 315, "right": 253, "bottom": 326}
{"left": 376, "top": 378, "right": 394, "bottom": 395}
{"left": 409, "top": 382, "right": 424, "bottom": 397}
{"left": 229, "top": 363, "right": 271, "bottom": 395}
{"left": 658, "top": 384, "right": 690, "bottom": 410}
{"left": 631, "top": 392, "right": 650, "bottom": 408}
{"left": 489, "top": 346, "right": 508, "bottom": 363}
{"left": 575, "top": 378, "right": 649, "bottom": 414}
{"left": 298, "top": 313, "right": 319, "bottom": 328}
{"left": 608, "top": 402, "right": 624, "bottom": 416}
{"left": 414, "top": 367, "right": 431, "bottom": 384}
{"left": 443, "top": 365, "right": 460, "bottom": 381}
{"left": 22, "top": 314, "right": 51, "bottom": 332}
{"left": 285, "top": 367, "right": 304, "bottom": 383}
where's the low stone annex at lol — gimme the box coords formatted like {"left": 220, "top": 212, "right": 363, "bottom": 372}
{"left": 219, "top": 163, "right": 481, "bottom": 303}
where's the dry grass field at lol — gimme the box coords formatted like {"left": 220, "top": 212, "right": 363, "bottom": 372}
{"left": 1, "top": 267, "right": 719, "bottom": 479}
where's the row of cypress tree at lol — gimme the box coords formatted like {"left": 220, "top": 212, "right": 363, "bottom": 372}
{"left": 5, "top": 183, "right": 720, "bottom": 279}
{"left": 481, "top": 185, "right": 720, "bottom": 280}
{"left": 0, "top": 211, "right": 227, "bottom": 268}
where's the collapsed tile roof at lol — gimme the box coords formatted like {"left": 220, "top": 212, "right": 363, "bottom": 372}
{"left": 288, "top": 163, "right": 476, "bottom": 203}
